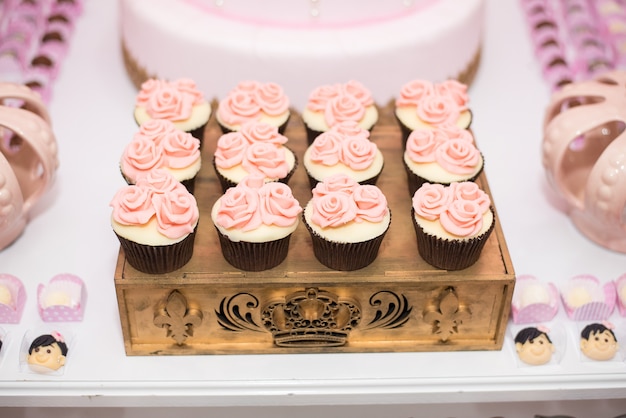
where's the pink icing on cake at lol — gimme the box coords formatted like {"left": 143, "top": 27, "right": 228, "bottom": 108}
{"left": 310, "top": 174, "right": 388, "bottom": 228}
{"left": 412, "top": 182, "right": 490, "bottom": 238}
{"left": 308, "top": 122, "right": 377, "bottom": 170}
{"left": 306, "top": 81, "right": 375, "bottom": 128}
{"left": 110, "top": 169, "right": 199, "bottom": 240}
{"left": 405, "top": 125, "right": 481, "bottom": 176}
{"left": 217, "top": 80, "right": 290, "bottom": 127}
{"left": 214, "top": 175, "right": 302, "bottom": 233}
{"left": 214, "top": 121, "right": 293, "bottom": 181}
{"left": 136, "top": 78, "right": 205, "bottom": 121}
{"left": 120, "top": 119, "right": 201, "bottom": 183}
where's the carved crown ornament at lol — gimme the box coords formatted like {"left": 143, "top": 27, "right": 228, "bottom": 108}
{"left": 261, "top": 288, "right": 361, "bottom": 348}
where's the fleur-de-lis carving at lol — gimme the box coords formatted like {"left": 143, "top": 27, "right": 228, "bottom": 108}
{"left": 153, "top": 290, "right": 203, "bottom": 345}
{"left": 423, "top": 287, "right": 470, "bottom": 342}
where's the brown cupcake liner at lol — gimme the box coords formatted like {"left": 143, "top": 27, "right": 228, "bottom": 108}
{"left": 411, "top": 207, "right": 495, "bottom": 271}
{"left": 214, "top": 227, "right": 292, "bottom": 271}
{"left": 115, "top": 228, "right": 197, "bottom": 275}
{"left": 403, "top": 154, "right": 485, "bottom": 198}
{"left": 188, "top": 122, "right": 208, "bottom": 148}
{"left": 217, "top": 115, "right": 291, "bottom": 136}
{"left": 303, "top": 213, "right": 390, "bottom": 271}
{"left": 212, "top": 148, "right": 299, "bottom": 193}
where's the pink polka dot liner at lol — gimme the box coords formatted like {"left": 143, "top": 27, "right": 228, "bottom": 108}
{"left": 37, "top": 273, "right": 86, "bottom": 322}
{"left": 560, "top": 274, "right": 616, "bottom": 321}
{"left": 511, "top": 275, "right": 559, "bottom": 324}
{"left": 615, "top": 274, "right": 626, "bottom": 317}
{"left": 0, "top": 274, "right": 26, "bottom": 324}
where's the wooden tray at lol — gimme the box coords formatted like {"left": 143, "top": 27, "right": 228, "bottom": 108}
{"left": 114, "top": 103, "right": 515, "bottom": 355}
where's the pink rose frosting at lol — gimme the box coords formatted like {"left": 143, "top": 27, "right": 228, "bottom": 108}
{"left": 307, "top": 81, "right": 373, "bottom": 127}
{"left": 405, "top": 129, "right": 445, "bottom": 163}
{"left": 311, "top": 191, "right": 358, "bottom": 228}
{"left": 240, "top": 122, "right": 288, "bottom": 146}
{"left": 136, "top": 78, "right": 203, "bottom": 122}
{"left": 253, "top": 82, "right": 290, "bottom": 115}
{"left": 161, "top": 128, "right": 201, "bottom": 169}
{"left": 396, "top": 79, "right": 435, "bottom": 107}
{"left": 416, "top": 94, "right": 461, "bottom": 126}
{"left": 450, "top": 182, "right": 491, "bottom": 212}
{"left": 353, "top": 185, "right": 388, "bottom": 223}
{"left": 136, "top": 168, "right": 180, "bottom": 193}
{"left": 412, "top": 183, "right": 453, "bottom": 221}
{"left": 413, "top": 182, "right": 491, "bottom": 237}
{"left": 215, "top": 184, "right": 262, "bottom": 232}
{"left": 215, "top": 122, "right": 292, "bottom": 179}
{"left": 258, "top": 182, "right": 303, "bottom": 227}
{"left": 309, "top": 131, "right": 343, "bottom": 166}
{"left": 214, "top": 132, "right": 247, "bottom": 168}
{"left": 440, "top": 200, "right": 483, "bottom": 237}
{"left": 437, "top": 124, "right": 474, "bottom": 142}
{"left": 332, "top": 121, "right": 370, "bottom": 139}
{"left": 152, "top": 186, "right": 200, "bottom": 239}
{"left": 242, "top": 142, "right": 290, "bottom": 179}
{"left": 435, "top": 79, "right": 469, "bottom": 111}
{"left": 342, "top": 80, "right": 374, "bottom": 106}
{"left": 215, "top": 177, "right": 301, "bottom": 231}
{"left": 110, "top": 185, "right": 155, "bottom": 225}
{"left": 312, "top": 173, "right": 358, "bottom": 198}
{"left": 111, "top": 171, "right": 199, "bottom": 239}
{"left": 218, "top": 81, "right": 289, "bottom": 125}
{"left": 435, "top": 139, "right": 481, "bottom": 175}
{"left": 311, "top": 174, "right": 388, "bottom": 228}
{"left": 217, "top": 90, "right": 262, "bottom": 126}
{"left": 307, "top": 84, "right": 341, "bottom": 112}
{"left": 324, "top": 94, "right": 366, "bottom": 127}
{"left": 121, "top": 120, "right": 200, "bottom": 182}
{"left": 340, "top": 135, "right": 377, "bottom": 170}
{"left": 121, "top": 136, "right": 164, "bottom": 180}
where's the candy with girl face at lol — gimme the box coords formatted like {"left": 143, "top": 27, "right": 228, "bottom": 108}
{"left": 580, "top": 323, "right": 619, "bottom": 361}
{"left": 514, "top": 327, "right": 555, "bottom": 365}
{"left": 27, "top": 332, "right": 68, "bottom": 372}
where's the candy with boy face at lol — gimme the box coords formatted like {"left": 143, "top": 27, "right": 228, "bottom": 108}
{"left": 515, "top": 332, "right": 555, "bottom": 365}
{"left": 27, "top": 333, "right": 68, "bottom": 372}
{"left": 580, "top": 327, "right": 619, "bottom": 361}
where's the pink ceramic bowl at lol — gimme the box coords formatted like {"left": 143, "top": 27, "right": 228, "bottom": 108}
{"left": 0, "top": 82, "right": 58, "bottom": 250}
{"left": 542, "top": 71, "right": 626, "bottom": 253}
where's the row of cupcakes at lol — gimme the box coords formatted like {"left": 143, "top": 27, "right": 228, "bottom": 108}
{"left": 113, "top": 77, "right": 493, "bottom": 275}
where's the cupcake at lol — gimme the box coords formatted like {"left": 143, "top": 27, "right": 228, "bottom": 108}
{"left": 133, "top": 78, "right": 211, "bottom": 144}
{"left": 302, "top": 80, "right": 378, "bottom": 144}
{"left": 216, "top": 80, "right": 291, "bottom": 134}
{"left": 411, "top": 181, "right": 494, "bottom": 271}
{"left": 403, "top": 125, "right": 483, "bottom": 197}
{"left": 110, "top": 170, "right": 199, "bottom": 274}
{"left": 213, "top": 121, "right": 298, "bottom": 192}
{"left": 211, "top": 175, "right": 302, "bottom": 271}
{"left": 303, "top": 174, "right": 391, "bottom": 271}
{"left": 303, "top": 121, "right": 384, "bottom": 188}
{"left": 120, "top": 119, "right": 201, "bottom": 193}
{"left": 395, "top": 79, "right": 473, "bottom": 144}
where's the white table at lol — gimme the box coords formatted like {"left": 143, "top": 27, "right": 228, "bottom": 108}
{"left": 1, "top": 0, "right": 625, "bottom": 415}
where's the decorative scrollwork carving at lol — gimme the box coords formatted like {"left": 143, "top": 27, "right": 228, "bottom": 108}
{"left": 423, "top": 287, "right": 471, "bottom": 342}
{"left": 153, "top": 290, "right": 203, "bottom": 345}
{"left": 261, "top": 287, "right": 361, "bottom": 348}
{"left": 364, "top": 290, "right": 412, "bottom": 330}
{"left": 215, "top": 292, "right": 263, "bottom": 332}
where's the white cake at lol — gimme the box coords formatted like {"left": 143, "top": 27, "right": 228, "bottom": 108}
{"left": 120, "top": 0, "right": 485, "bottom": 110}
